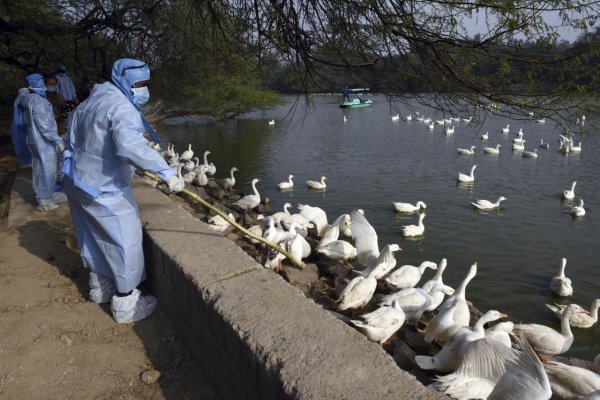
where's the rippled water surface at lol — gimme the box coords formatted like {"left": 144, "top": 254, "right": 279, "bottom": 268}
{"left": 159, "top": 95, "right": 599, "bottom": 360}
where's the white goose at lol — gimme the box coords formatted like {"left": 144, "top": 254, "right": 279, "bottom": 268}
{"left": 485, "top": 321, "right": 514, "bottom": 348}
{"left": 513, "top": 129, "right": 524, "bottom": 144}
{"left": 562, "top": 181, "right": 577, "bottom": 200}
{"left": 546, "top": 299, "right": 600, "bottom": 328}
{"left": 183, "top": 156, "right": 200, "bottom": 172}
{"left": 522, "top": 149, "right": 538, "bottom": 158}
{"left": 570, "top": 198, "right": 586, "bottom": 217}
{"left": 297, "top": 204, "right": 328, "bottom": 235}
{"left": 513, "top": 304, "right": 587, "bottom": 355}
{"left": 483, "top": 144, "right": 501, "bottom": 155}
{"left": 169, "top": 164, "right": 185, "bottom": 192}
{"left": 351, "top": 300, "right": 406, "bottom": 343}
{"left": 401, "top": 213, "right": 425, "bottom": 237}
{"left": 220, "top": 167, "right": 238, "bottom": 191}
{"left": 406, "top": 114, "right": 412, "bottom": 121}
{"left": 512, "top": 140, "right": 526, "bottom": 151}
{"left": 571, "top": 142, "right": 582, "bottom": 153}
{"left": 457, "top": 165, "right": 477, "bottom": 183}
{"left": 287, "top": 224, "right": 311, "bottom": 261}
{"left": 271, "top": 202, "right": 292, "bottom": 222}
{"left": 425, "top": 263, "right": 477, "bottom": 342}
{"left": 545, "top": 361, "right": 600, "bottom": 400}
{"left": 550, "top": 258, "right": 573, "bottom": 297}
{"left": 277, "top": 175, "right": 294, "bottom": 190}
{"left": 337, "top": 269, "right": 378, "bottom": 311}
{"left": 182, "top": 170, "right": 195, "bottom": 184}
{"left": 207, "top": 213, "right": 235, "bottom": 232}
{"left": 457, "top": 146, "right": 476, "bottom": 155}
{"left": 202, "top": 150, "right": 216, "bottom": 176}
{"left": 350, "top": 210, "right": 381, "bottom": 268}
{"left": 268, "top": 119, "right": 275, "bottom": 125}
{"left": 391, "top": 200, "right": 427, "bottom": 213}
{"left": 360, "top": 244, "right": 402, "bottom": 280}
{"left": 233, "top": 178, "right": 261, "bottom": 211}
{"left": 385, "top": 260, "right": 437, "bottom": 290}
{"left": 193, "top": 164, "right": 209, "bottom": 186}
{"left": 539, "top": 138, "right": 550, "bottom": 149}
{"left": 379, "top": 285, "right": 453, "bottom": 323}
{"left": 391, "top": 114, "right": 400, "bottom": 121}
{"left": 502, "top": 124, "right": 510, "bottom": 134}
{"left": 421, "top": 258, "right": 454, "bottom": 310}
{"left": 487, "top": 333, "right": 551, "bottom": 400}
{"left": 306, "top": 176, "right": 327, "bottom": 190}
{"left": 471, "top": 196, "right": 507, "bottom": 211}
{"left": 180, "top": 143, "right": 194, "bottom": 162}
{"left": 428, "top": 121, "right": 435, "bottom": 130}
{"left": 316, "top": 240, "right": 357, "bottom": 263}
{"left": 445, "top": 126, "right": 455, "bottom": 135}
{"left": 481, "top": 131, "right": 489, "bottom": 140}
{"left": 417, "top": 309, "right": 508, "bottom": 373}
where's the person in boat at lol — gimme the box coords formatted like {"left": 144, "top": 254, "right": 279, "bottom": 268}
{"left": 342, "top": 86, "right": 351, "bottom": 102}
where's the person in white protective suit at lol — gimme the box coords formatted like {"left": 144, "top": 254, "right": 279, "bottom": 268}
{"left": 62, "top": 58, "right": 182, "bottom": 323}
{"left": 12, "top": 73, "right": 66, "bottom": 211}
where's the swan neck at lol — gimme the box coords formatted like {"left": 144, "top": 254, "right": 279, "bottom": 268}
{"left": 252, "top": 181, "right": 260, "bottom": 197}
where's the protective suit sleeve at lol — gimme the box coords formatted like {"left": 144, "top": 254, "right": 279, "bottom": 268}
{"left": 33, "top": 100, "right": 61, "bottom": 144}
{"left": 110, "top": 106, "right": 173, "bottom": 181}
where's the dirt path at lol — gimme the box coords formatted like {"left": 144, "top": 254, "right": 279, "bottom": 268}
{"left": 0, "top": 167, "right": 221, "bottom": 400}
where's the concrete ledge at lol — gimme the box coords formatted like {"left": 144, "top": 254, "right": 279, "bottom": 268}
{"left": 136, "top": 181, "right": 446, "bottom": 399}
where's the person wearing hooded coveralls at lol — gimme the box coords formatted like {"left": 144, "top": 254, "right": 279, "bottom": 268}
{"left": 62, "top": 58, "right": 181, "bottom": 323}
{"left": 12, "top": 73, "right": 65, "bottom": 211}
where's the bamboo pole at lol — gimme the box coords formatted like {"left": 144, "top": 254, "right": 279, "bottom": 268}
{"left": 142, "top": 171, "right": 305, "bottom": 269}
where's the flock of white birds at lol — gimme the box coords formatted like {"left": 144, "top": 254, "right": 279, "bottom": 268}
{"left": 152, "top": 112, "right": 598, "bottom": 400}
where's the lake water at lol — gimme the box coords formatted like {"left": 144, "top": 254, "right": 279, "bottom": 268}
{"left": 159, "top": 94, "right": 599, "bottom": 360}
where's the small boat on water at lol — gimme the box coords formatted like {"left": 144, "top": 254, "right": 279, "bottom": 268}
{"left": 339, "top": 98, "right": 373, "bottom": 108}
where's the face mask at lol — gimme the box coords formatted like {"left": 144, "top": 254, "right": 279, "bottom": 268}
{"left": 46, "top": 85, "right": 57, "bottom": 93}
{"left": 131, "top": 86, "right": 150, "bottom": 106}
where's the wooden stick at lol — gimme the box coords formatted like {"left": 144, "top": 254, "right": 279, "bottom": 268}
{"left": 142, "top": 171, "right": 305, "bottom": 269}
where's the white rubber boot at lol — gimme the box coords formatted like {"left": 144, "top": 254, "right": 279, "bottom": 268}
{"left": 37, "top": 197, "right": 58, "bottom": 211}
{"left": 110, "top": 289, "right": 157, "bottom": 323}
{"left": 51, "top": 191, "right": 68, "bottom": 204}
{"left": 89, "top": 272, "right": 116, "bottom": 304}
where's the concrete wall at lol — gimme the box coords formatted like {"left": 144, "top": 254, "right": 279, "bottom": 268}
{"left": 136, "top": 180, "right": 446, "bottom": 400}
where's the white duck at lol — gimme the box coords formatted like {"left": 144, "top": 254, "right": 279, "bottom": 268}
{"left": 180, "top": 143, "right": 194, "bottom": 162}
{"left": 457, "top": 146, "right": 476, "bottom": 155}
{"left": 485, "top": 321, "right": 514, "bottom": 348}
{"left": 550, "top": 258, "right": 573, "bottom": 297}
{"left": 385, "top": 260, "right": 437, "bottom": 290}
{"left": 425, "top": 263, "right": 477, "bottom": 342}
{"left": 193, "top": 164, "right": 209, "bottom": 186}
{"left": 514, "top": 304, "right": 587, "bottom": 355}
{"left": 481, "top": 131, "right": 489, "bottom": 140}
{"left": 544, "top": 361, "right": 600, "bottom": 400}
{"left": 487, "top": 333, "right": 552, "bottom": 400}
{"left": 401, "top": 213, "right": 426, "bottom": 237}
{"left": 391, "top": 200, "right": 427, "bottom": 213}
{"left": 306, "top": 176, "right": 327, "bottom": 190}
{"left": 483, "top": 144, "right": 501, "bottom": 155}
{"left": 457, "top": 165, "right": 477, "bottom": 183}
{"left": 220, "top": 167, "right": 238, "bottom": 191}
{"left": 570, "top": 198, "right": 586, "bottom": 217}
{"left": 277, "top": 175, "right": 294, "bottom": 190}
{"left": 421, "top": 258, "right": 454, "bottom": 310}
{"left": 471, "top": 196, "right": 507, "bottom": 211}
{"left": 522, "top": 149, "right": 538, "bottom": 158}
{"left": 562, "top": 181, "right": 577, "bottom": 200}
{"left": 546, "top": 299, "right": 600, "bottom": 328}
{"left": 351, "top": 300, "right": 406, "bottom": 343}
{"left": 233, "top": 178, "right": 261, "bottom": 211}
{"left": 337, "top": 269, "right": 378, "bottom": 311}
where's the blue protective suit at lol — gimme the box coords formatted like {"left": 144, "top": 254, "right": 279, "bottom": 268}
{"left": 56, "top": 73, "right": 77, "bottom": 102}
{"left": 14, "top": 74, "right": 61, "bottom": 200}
{"left": 63, "top": 58, "right": 173, "bottom": 293}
